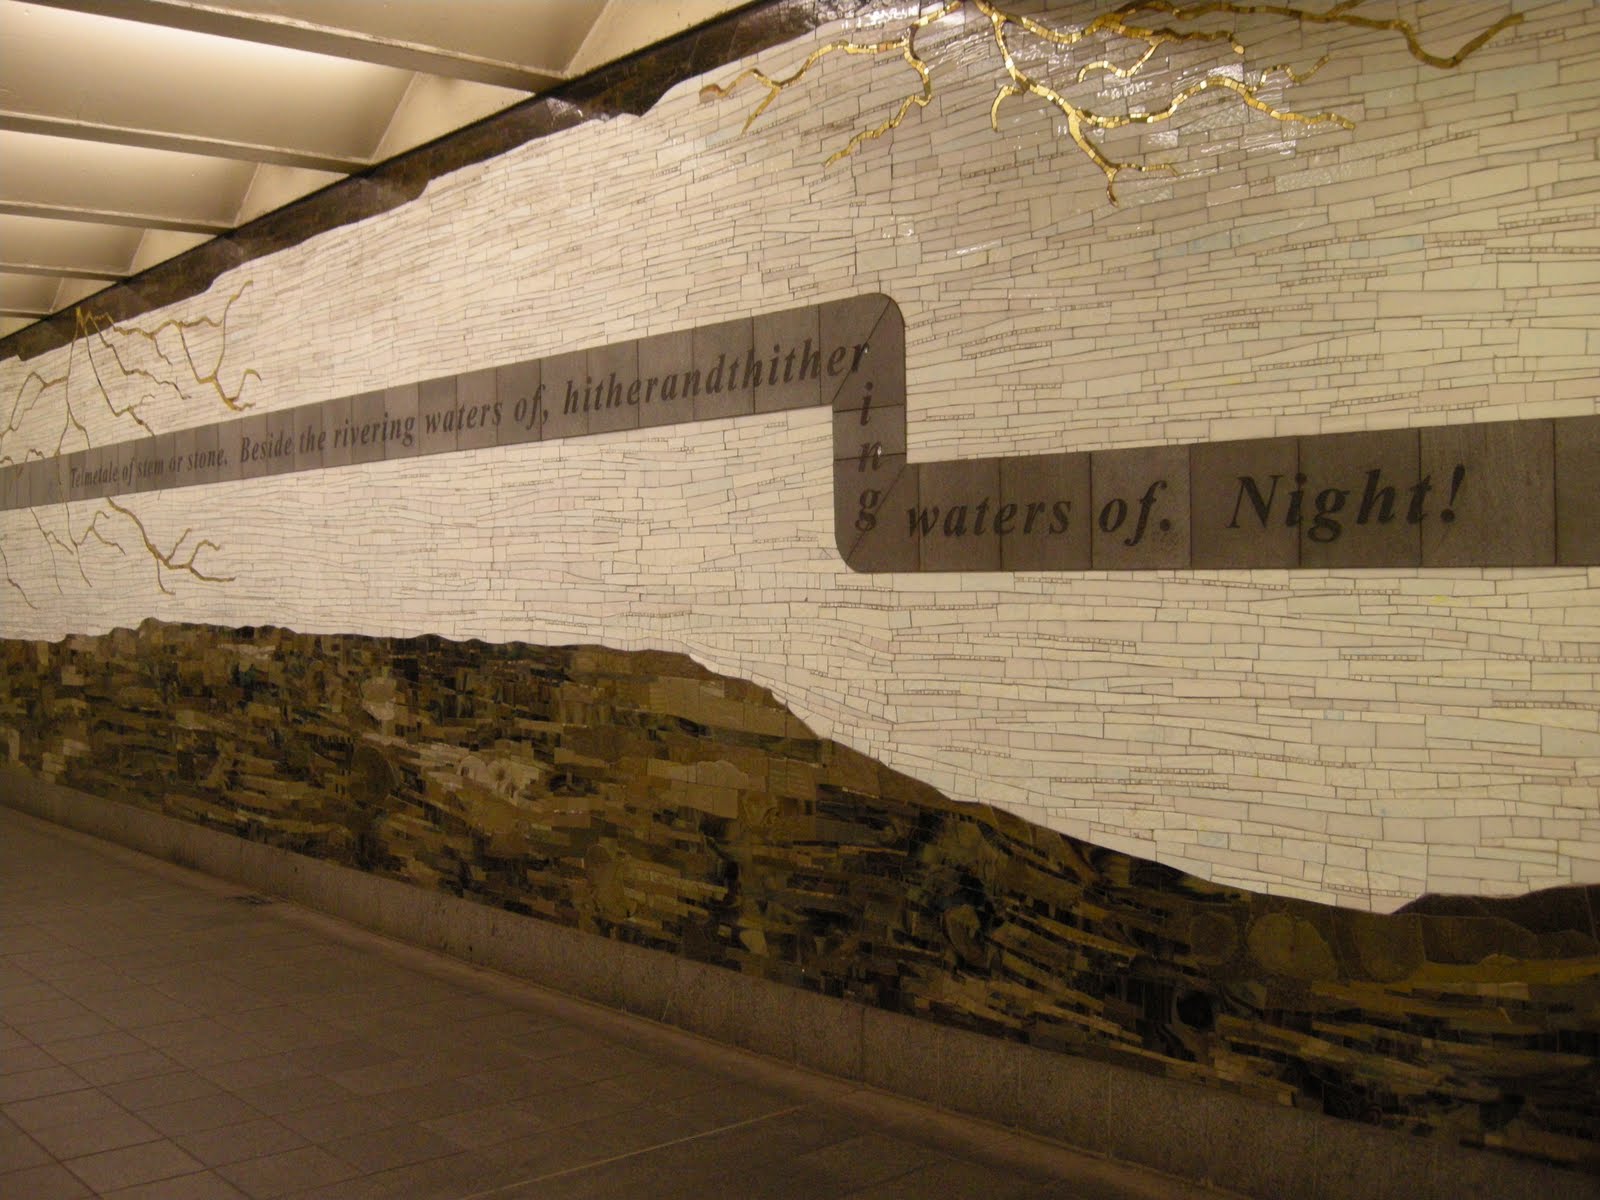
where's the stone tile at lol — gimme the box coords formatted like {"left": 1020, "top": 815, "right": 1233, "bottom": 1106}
{"left": 0, "top": 1113, "right": 52, "bottom": 1171}
{"left": 1420, "top": 419, "right": 1555, "bottom": 567}
{"left": 999, "top": 452, "right": 1092, "bottom": 571}
{"left": 754, "top": 304, "right": 823, "bottom": 414}
{"left": 1089, "top": 444, "right": 1190, "bottom": 570}
{"left": 30, "top": 1110, "right": 162, "bottom": 1159}
{"left": 1305, "top": 1115, "right": 1438, "bottom": 1200}
{"left": 321, "top": 1122, "right": 461, "bottom": 1174}
{"left": 914, "top": 458, "right": 1002, "bottom": 571}
{"left": 691, "top": 316, "right": 755, "bottom": 423}
{"left": 451, "top": 367, "right": 498, "bottom": 451}
{"left": 4, "top": 1084, "right": 127, "bottom": 1131}
{"left": 586, "top": 337, "right": 641, "bottom": 436}
{"left": 174, "top": 1117, "right": 309, "bottom": 1169}
{"left": 214, "top": 1145, "right": 359, "bottom": 1198}
{"left": 136, "top": 433, "right": 175, "bottom": 495}
{"left": 63, "top": 1139, "right": 204, "bottom": 1194}
{"left": 102, "top": 1071, "right": 221, "bottom": 1113}
{"left": 36, "top": 1029, "right": 148, "bottom": 1065}
{"left": 495, "top": 361, "right": 543, "bottom": 447}
{"left": 1298, "top": 428, "right": 1422, "bottom": 568}
{"left": 141, "top": 1092, "right": 266, "bottom": 1137}
{"left": 834, "top": 456, "right": 918, "bottom": 573}
{"left": 1554, "top": 413, "right": 1600, "bottom": 566}
{"left": 101, "top": 1170, "right": 250, "bottom": 1200}
{"left": 636, "top": 329, "right": 696, "bottom": 430}
{"left": 0, "top": 1162, "right": 92, "bottom": 1199}
{"left": 1015, "top": 1045, "right": 1110, "bottom": 1155}
{"left": 538, "top": 348, "right": 591, "bottom": 441}
{"left": 1191, "top": 437, "right": 1299, "bottom": 568}
{"left": 235, "top": 414, "right": 270, "bottom": 481}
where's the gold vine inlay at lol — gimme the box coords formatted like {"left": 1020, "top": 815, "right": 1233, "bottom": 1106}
{"left": 2, "top": 287, "right": 256, "bottom": 607}
{"left": 702, "top": 1, "right": 1522, "bottom": 200}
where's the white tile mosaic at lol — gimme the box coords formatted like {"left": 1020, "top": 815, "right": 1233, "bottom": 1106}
{"left": 1, "top": 0, "right": 1596, "bottom": 909}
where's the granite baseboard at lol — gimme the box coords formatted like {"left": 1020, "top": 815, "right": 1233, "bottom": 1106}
{"left": 3, "top": 770, "right": 1581, "bottom": 1200}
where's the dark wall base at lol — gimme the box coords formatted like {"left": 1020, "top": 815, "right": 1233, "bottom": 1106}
{"left": 3, "top": 770, "right": 1582, "bottom": 1200}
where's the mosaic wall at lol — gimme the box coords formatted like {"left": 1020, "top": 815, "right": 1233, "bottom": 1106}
{"left": 1, "top": 0, "right": 1597, "bottom": 911}
{"left": 1, "top": 621, "right": 1596, "bottom": 1170}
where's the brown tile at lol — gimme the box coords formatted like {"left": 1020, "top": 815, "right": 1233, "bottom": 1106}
{"left": 1555, "top": 414, "right": 1600, "bottom": 566}
{"left": 494, "top": 361, "right": 543, "bottom": 447}
{"left": 754, "top": 304, "right": 823, "bottom": 414}
{"left": 1421, "top": 420, "right": 1555, "bottom": 566}
{"left": 1089, "top": 444, "right": 1190, "bottom": 570}
{"left": 235, "top": 414, "right": 270, "bottom": 481}
{"left": 214, "top": 1145, "right": 358, "bottom": 1198}
{"left": 101, "top": 1170, "right": 250, "bottom": 1200}
{"left": 586, "top": 337, "right": 641, "bottom": 436}
{"left": 5, "top": 1085, "right": 126, "bottom": 1131}
{"left": 63, "top": 1139, "right": 204, "bottom": 1194}
{"left": 263, "top": 406, "right": 296, "bottom": 477}
{"left": 414, "top": 377, "right": 458, "bottom": 457}
{"left": 344, "top": 393, "right": 388, "bottom": 467}
{"left": 317, "top": 398, "right": 352, "bottom": 471}
{"left": 0, "top": 1162, "right": 92, "bottom": 1199}
{"left": 914, "top": 459, "right": 1002, "bottom": 571}
{"left": 835, "top": 457, "right": 919, "bottom": 573}
{"left": 291, "top": 404, "right": 326, "bottom": 473}
{"left": 174, "top": 1118, "right": 309, "bottom": 1168}
{"left": 1000, "top": 453, "right": 1091, "bottom": 571}
{"left": 185, "top": 422, "right": 226, "bottom": 489}
{"left": 1191, "top": 437, "right": 1299, "bottom": 568}
{"left": 818, "top": 294, "right": 892, "bottom": 409}
{"left": 453, "top": 366, "right": 500, "bottom": 451}
{"left": 538, "top": 348, "right": 591, "bottom": 441}
{"left": 321, "top": 1122, "right": 460, "bottom": 1174}
{"left": 30, "top": 1111, "right": 161, "bottom": 1160}
{"left": 636, "top": 329, "right": 696, "bottom": 430}
{"left": 380, "top": 385, "right": 419, "bottom": 463}
{"left": 692, "top": 317, "right": 755, "bottom": 423}
{"left": 1298, "top": 428, "right": 1422, "bottom": 568}
{"left": 141, "top": 1092, "right": 266, "bottom": 1138}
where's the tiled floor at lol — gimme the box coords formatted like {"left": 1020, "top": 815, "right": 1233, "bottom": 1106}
{"left": 0, "top": 806, "right": 1208, "bottom": 1199}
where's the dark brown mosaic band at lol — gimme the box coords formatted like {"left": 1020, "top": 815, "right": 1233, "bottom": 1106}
{"left": 4, "top": 294, "right": 1595, "bottom": 570}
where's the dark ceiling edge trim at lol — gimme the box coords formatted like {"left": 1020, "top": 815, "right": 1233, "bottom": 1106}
{"left": 1, "top": 0, "right": 865, "bottom": 363}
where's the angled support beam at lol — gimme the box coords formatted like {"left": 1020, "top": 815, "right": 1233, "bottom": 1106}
{"left": 26, "top": 0, "right": 567, "bottom": 92}
{"left": 0, "top": 307, "right": 52, "bottom": 319}
{"left": 0, "top": 112, "right": 368, "bottom": 175}
{"left": 0, "top": 201, "right": 230, "bottom": 236}
{"left": 0, "top": 263, "right": 128, "bottom": 282}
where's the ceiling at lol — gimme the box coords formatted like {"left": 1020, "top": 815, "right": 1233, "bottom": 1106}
{"left": 0, "top": 0, "right": 750, "bottom": 338}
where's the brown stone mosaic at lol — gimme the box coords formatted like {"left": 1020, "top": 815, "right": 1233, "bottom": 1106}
{"left": 0, "top": 620, "right": 1596, "bottom": 1174}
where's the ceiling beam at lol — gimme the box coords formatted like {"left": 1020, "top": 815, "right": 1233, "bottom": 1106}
{"left": 0, "top": 307, "right": 53, "bottom": 319}
{"left": 0, "top": 263, "right": 128, "bottom": 282}
{"left": 0, "top": 112, "right": 368, "bottom": 174}
{"left": 0, "top": 201, "right": 230, "bottom": 236}
{"left": 25, "top": 0, "right": 568, "bottom": 92}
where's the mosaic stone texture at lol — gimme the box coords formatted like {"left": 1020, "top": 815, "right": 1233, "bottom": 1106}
{"left": 1, "top": 621, "right": 1596, "bottom": 1172}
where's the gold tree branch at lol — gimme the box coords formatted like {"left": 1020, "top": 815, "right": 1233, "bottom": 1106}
{"left": 704, "top": 1, "right": 1522, "bottom": 201}
{"left": 2, "top": 285, "right": 257, "bottom": 609}
{"left": 103, "top": 499, "right": 235, "bottom": 596}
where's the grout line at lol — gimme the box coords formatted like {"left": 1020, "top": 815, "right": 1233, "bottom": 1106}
{"left": 455, "top": 1103, "right": 809, "bottom": 1198}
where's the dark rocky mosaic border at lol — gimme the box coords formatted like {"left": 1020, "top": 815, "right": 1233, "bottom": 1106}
{"left": 1, "top": 619, "right": 1596, "bottom": 1172}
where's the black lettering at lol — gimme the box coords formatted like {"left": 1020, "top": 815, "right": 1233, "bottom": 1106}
{"left": 1407, "top": 474, "right": 1432, "bottom": 525}
{"left": 1228, "top": 475, "right": 1280, "bottom": 529}
{"left": 1098, "top": 498, "right": 1127, "bottom": 533}
{"left": 1049, "top": 500, "right": 1071, "bottom": 535}
{"left": 943, "top": 506, "right": 969, "bottom": 536}
{"left": 994, "top": 503, "right": 1017, "bottom": 535}
{"left": 1308, "top": 487, "right": 1348, "bottom": 543}
{"left": 909, "top": 506, "right": 940, "bottom": 537}
{"left": 1356, "top": 468, "right": 1397, "bottom": 525}
{"left": 1025, "top": 501, "right": 1050, "bottom": 534}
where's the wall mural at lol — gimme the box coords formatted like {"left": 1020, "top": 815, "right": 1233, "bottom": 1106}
{"left": 3, "top": 295, "right": 1595, "bottom": 574}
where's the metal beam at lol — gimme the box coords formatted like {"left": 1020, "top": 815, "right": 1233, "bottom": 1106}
{"left": 0, "top": 264, "right": 128, "bottom": 282}
{"left": 0, "top": 112, "right": 368, "bottom": 175}
{"left": 26, "top": 0, "right": 567, "bottom": 92}
{"left": 0, "top": 307, "right": 52, "bottom": 319}
{"left": 0, "top": 201, "right": 229, "bottom": 236}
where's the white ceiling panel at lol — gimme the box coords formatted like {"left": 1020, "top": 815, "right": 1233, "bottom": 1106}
{"left": 0, "top": 213, "right": 144, "bottom": 275}
{"left": 0, "top": 131, "right": 254, "bottom": 230}
{"left": 2, "top": 2, "right": 415, "bottom": 164}
{"left": 0, "top": 0, "right": 755, "bottom": 339}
